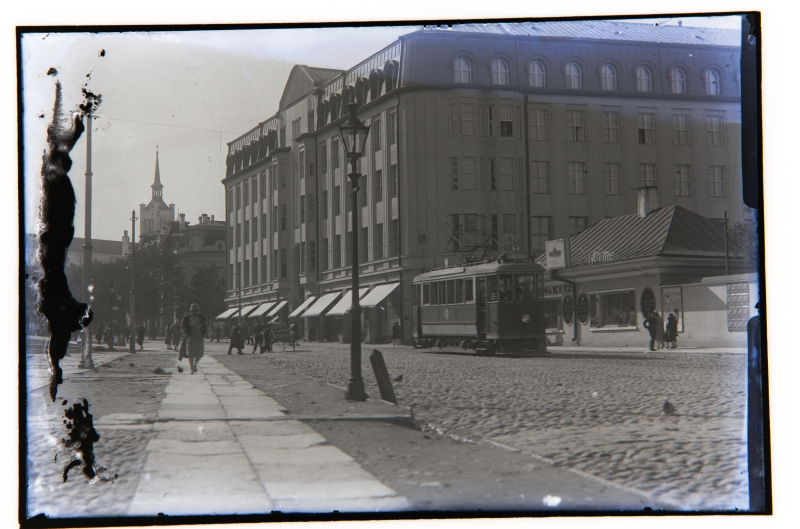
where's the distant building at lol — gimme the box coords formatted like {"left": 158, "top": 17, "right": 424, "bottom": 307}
{"left": 222, "top": 21, "right": 747, "bottom": 344}
{"left": 173, "top": 213, "right": 227, "bottom": 282}
{"left": 139, "top": 149, "right": 176, "bottom": 245}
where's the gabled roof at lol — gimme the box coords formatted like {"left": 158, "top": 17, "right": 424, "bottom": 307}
{"left": 538, "top": 206, "right": 726, "bottom": 269}
{"left": 279, "top": 65, "right": 344, "bottom": 110}
{"left": 413, "top": 20, "right": 740, "bottom": 47}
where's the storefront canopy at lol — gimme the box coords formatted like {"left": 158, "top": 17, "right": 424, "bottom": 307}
{"left": 239, "top": 304, "right": 259, "bottom": 318}
{"left": 215, "top": 307, "right": 239, "bottom": 320}
{"left": 267, "top": 300, "right": 288, "bottom": 317}
{"left": 248, "top": 302, "right": 275, "bottom": 318}
{"left": 288, "top": 296, "right": 317, "bottom": 318}
{"left": 325, "top": 288, "right": 369, "bottom": 316}
{"left": 359, "top": 283, "right": 400, "bottom": 308}
{"left": 301, "top": 292, "right": 341, "bottom": 318}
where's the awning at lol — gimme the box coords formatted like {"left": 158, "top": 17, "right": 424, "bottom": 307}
{"left": 239, "top": 304, "right": 259, "bottom": 318}
{"left": 288, "top": 296, "right": 317, "bottom": 318}
{"left": 301, "top": 292, "right": 341, "bottom": 318}
{"left": 267, "top": 300, "right": 288, "bottom": 317}
{"left": 248, "top": 302, "right": 275, "bottom": 318}
{"left": 215, "top": 307, "right": 239, "bottom": 320}
{"left": 325, "top": 288, "right": 370, "bottom": 317}
{"left": 360, "top": 283, "right": 400, "bottom": 308}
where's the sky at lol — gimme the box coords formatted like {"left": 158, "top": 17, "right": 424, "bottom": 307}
{"left": 21, "top": 15, "right": 741, "bottom": 242}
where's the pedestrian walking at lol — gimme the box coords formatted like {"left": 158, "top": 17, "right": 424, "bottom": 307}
{"left": 136, "top": 323, "right": 145, "bottom": 350}
{"left": 643, "top": 312, "right": 658, "bottom": 352}
{"left": 214, "top": 325, "right": 222, "bottom": 343}
{"left": 252, "top": 319, "right": 264, "bottom": 354}
{"left": 95, "top": 321, "right": 105, "bottom": 344}
{"left": 165, "top": 322, "right": 173, "bottom": 350}
{"left": 104, "top": 323, "right": 114, "bottom": 348}
{"left": 392, "top": 321, "right": 401, "bottom": 346}
{"left": 180, "top": 303, "right": 208, "bottom": 374}
{"left": 263, "top": 325, "right": 273, "bottom": 353}
{"left": 228, "top": 322, "right": 245, "bottom": 355}
{"left": 666, "top": 313, "right": 678, "bottom": 349}
{"left": 654, "top": 311, "right": 664, "bottom": 350}
{"left": 289, "top": 321, "right": 298, "bottom": 344}
{"left": 169, "top": 320, "right": 181, "bottom": 350}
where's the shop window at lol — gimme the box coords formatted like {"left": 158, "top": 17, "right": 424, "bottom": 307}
{"left": 590, "top": 291, "right": 636, "bottom": 328}
{"left": 544, "top": 299, "right": 562, "bottom": 330}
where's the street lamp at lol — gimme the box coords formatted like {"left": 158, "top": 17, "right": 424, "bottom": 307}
{"left": 337, "top": 95, "right": 370, "bottom": 402}
{"left": 108, "top": 279, "right": 116, "bottom": 350}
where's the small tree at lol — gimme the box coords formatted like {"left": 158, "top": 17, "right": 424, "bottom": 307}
{"left": 187, "top": 265, "right": 226, "bottom": 320}
{"left": 727, "top": 221, "right": 759, "bottom": 265}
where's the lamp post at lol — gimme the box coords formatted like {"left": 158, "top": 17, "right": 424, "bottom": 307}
{"left": 108, "top": 279, "right": 116, "bottom": 350}
{"left": 130, "top": 210, "right": 138, "bottom": 354}
{"left": 337, "top": 95, "right": 370, "bottom": 402}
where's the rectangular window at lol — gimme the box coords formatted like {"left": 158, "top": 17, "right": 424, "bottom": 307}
{"left": 530, "top": 108, "right": 547, "bottom": 140}
{"left": 499, "top": 105, "right": 513, "bottom": 137}
{"left": 243, "top": 182, "right": 249, "bottom": 205}
{"left": 491, "top": 214, "right": 499, "bottom": 250}
{"left": 373, "top": 170, "right": 383, "bottom": 203}
{"left": 299, "top": 149, "right": 305, "bottom": 179}
{"left": 455, "top": 279, "right": 464, "bottom": 303}
{"left": 333, "top": 185, "right": 341, "bottom": 216}
{"left": 280, "top": 249, "right": 287, "bottom": 277}
{"left": 489, "top": 159, "right": 497, "bottom": 190}
{"left": 675, "top": 165, "right": 692, "bottom": 196}
{"left": 279, "top": 126, "right": 286, "bottom": 148}
{"left": 360, "top": 227, "right": 369, "bottom": 263}
{"left": 462, "top": 157, "right": 476, "bottom": 190}
{"left": 461, "top": 104, "right": 475, "bottom": 135}
{"left": 252, "top": 177, "right": 258, "bottom": 203}
{"left": 389, "top": 219, "right": 399, "bottom": 257}
{"left": 451, "top": 158, "right": 459, "bottom": 190}
{"left": 531, "top": 161, "right": 549, "bottom": 194}
{"left": 334, "top": 234, "right": 342, "bottom": 268}
{"left": 300, "top": 196, "right": 306, "bottom": 224}
{"left": 320, "top": 143, "right": 328, "bottom": 174}
{"left": 373, "top": 118, "right": 382, "bottom": 151}
{"left": 500, "top": 158, "right": 514, "bottom": 191}
{"left": 389, "top": 164, "right": 398, "bottom": 198}
{"left": 227, "top": 187, "right": 233, "bottom": 211}
{"left": 260, "top": 256, "right": 266, "bottom": 283}
{"left": 252, "top": 257, "right": 258, "bottom": 283}
{"left": 707, "top": 116, "right": 723, "bottom": 146}
{"left": 229, "top": 225, "right": 233, "bottom": 247}
{"left": 345, "top": 231, "right": 352, "bottom": 266}
{"left": 568, "top": 162, "right": 586, "bottom": 194}
{"left": 244, "top": 260, "right": 250, "bottom": 287}
{"left": 272, "top": 250, "right": 278, "bottom": 280}
{"left": 590, "top": 291, "right": 636, "bottom": 328}
{"left": 602, "top": 111, "right": 620, "bottom": 143}
{"left": 272, "top": 164, "right": 278, "bottom": 190}
{"left": 252, "top": 218, "right": 258, "bottom": 242}
{"left": 423, "top": 283, "right": 431, "bottom": 305}
{"left": 320, "top": 238, "right": 329, "bottom": 271}
{"left": 568, "top": 216, "right": 588, "bottom": 236}
{"left": 375, "top": 224, "right": 384, "bottom": 260}
{"left": 322, "top": 190, "right": 328, "bottom": 220}
{"left": 280, "top": 162, "right": 287, "bottom": 188}
{"left": 308, "top": 241, "right": 316, "bottom": 271}
{"left": 236, "top": 223, "right": 241, "bottom": 247}
{"left": 307, "top": 193, "right": 316, "bottom": 222}
{"left": 449, "top": 104, "right": 458, "bottom": 136}
{"left": 291, "top": 119, "right": 300, "bottom": 142}
{"left": 487, "top": 106, "right": 495, "bottom": 137}
{"left": 517, "top": 107, "right": 522, "bottom": 139}
{"left": 308, "top": 111, "right": 314, "bottom": 133}
{"left": 360, "top": 178, "right": 367, "bottom": 208}
{"left": 566, "top": 110, "right": 585, "bottom": 142}
{"left": 300, "top": 242, "right": 306, "bottom": 272}
{"left": 604, "top": 163, "right": 621, "bottom": 194}
{"left": 465, "top": 279, "right": 474, "bottom": 302}
{"left": 243, "top": 220, "right": 249, "bottom": 244}
{"left": 332, "top": 137, "right": 340, "bottom": 169}
{"left": 272, "top": 206, "right": 278, "bottom": 233}
{"left": 262, "top": 213, "right": 267, "bottom": 238}
{"left": 502, "top": 214, "right": 516, "bottom": 251}
{"left": 640, "top": 163, "right": 657, "bottom": 187}
{"left": 531, "top": 216, "right": 552, "bottom": 254}
{"left": 673, "top": 114, "right": 690, "bottom": 145}
{"left": 638, "top": 113, "right": 655, "bottom": 144}
{"left": 389, "top": 112, "right": 397, "bottom": 145}
{"left": 709, "top": 166, "right": 726, "bottom": 197}
{"left": 280, "top": 205, "right": 287, "bottom": 230}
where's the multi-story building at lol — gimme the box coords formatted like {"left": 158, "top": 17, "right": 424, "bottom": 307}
{"left": 139, "top": 150, "right": 177, "bottom": 245}
{"left": 222, "top": 21, "right": 745, "bottom": 344}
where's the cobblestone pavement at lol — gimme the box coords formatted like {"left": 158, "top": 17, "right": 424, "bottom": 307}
{"left": 257, "top": 342, "right": 749, "bottom": 511}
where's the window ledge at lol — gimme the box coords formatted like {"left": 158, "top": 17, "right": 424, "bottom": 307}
{"left": 590, "top": 326, "right": 640, "bottom": 333}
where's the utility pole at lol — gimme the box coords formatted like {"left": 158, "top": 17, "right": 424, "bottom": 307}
{"left": 130, "top": 210, "right": 138, "bottom": 353}
{"left": 79, "top": 112, "right": 94, "bottom": 369}
{"left": 724, "top": 210, "right": 730, "bottom": 276}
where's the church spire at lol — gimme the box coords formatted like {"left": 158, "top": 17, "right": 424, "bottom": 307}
{"left": 151, "top": 147, "right": 163, "bottom": 198}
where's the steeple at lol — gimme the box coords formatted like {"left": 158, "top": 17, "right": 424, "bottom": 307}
{"left": 151, "top": 147, "right": 163, "bottom": 199}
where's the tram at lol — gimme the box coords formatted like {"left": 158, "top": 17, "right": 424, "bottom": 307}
{"left": 412, "top": 256, "right": 548, "bottom": 355}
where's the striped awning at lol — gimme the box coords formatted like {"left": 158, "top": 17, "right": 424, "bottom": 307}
{"left": 267, "top": 300, "right": 288, "bottom": 317}
{"left": 248, "top": 302, "right": 275, "bottom": 318}
{"left": 215, "top": 307, "right": 240, "bottom": 320}
{"left": 360, "top": 283, "right": 400, "bottom": 308}
{"left": 288, "top": 296, "right": 317, "bottom": 318}
{"left": 302, "top": 292, "right": 341, "bottom": 318}
{"left": 239, "top": 304, "right": 259, "bottom": 318}
{"left": 325, "top": 288, "right": 369, "bottom": 317}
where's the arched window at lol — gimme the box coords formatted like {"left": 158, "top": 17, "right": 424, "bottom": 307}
{"left": 454, "top": 56, "right": 471, "bottom": 83}
{"left": 636, "top": 65, "right": 652, "bottom": 92}
{"left": 601, "top": 64, "right": 617, "bottom": 91}
{"left": 529, "top": 60, "right": 545, "bottom": 87}
{"left": 565, "top": 62, "right": 581, "bottom": 89}
{"left": 705, "top": 69, "right": 720, "bottom": 95}
{"left": 671, "top": 68, "right": 686, "bottom": 94}
{"left": 492, "top": 58, "right": 509, "bottom": 85}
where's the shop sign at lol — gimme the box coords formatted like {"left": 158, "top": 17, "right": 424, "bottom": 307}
{"left": 562, "top": 295, "right": 574, "bottom": 325}
{"left": 581, "top": 248, "right": 615, "bottom": 265}
{"left": 544, "top": 284, "right": 572, "bottom": 296}
{"left": 545, "top": 239, "right": 568, "bottom": 270}
{"left": 641, "top": 288, "right": 656, "bottom": 317}
{"left": 577, "top": 293, "right": 589, "bottom": 324}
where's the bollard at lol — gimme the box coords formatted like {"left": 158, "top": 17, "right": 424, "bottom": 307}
{"left": 369, "top": 349, "right": 397, "bottom": 404}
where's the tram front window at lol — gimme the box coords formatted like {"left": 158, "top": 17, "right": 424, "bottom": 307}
{"left": 515, "top": 275, "right": 536, "bottom": 300}
{"left": 498, "top": 275, "right": 513, "bottom": 301}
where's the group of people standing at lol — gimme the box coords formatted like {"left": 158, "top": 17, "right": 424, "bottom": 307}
{"left": 227, "top": 318, "right": 290, "bottom": 355}
{"left": 91, "top": 322, "right": 145, "bottom": 350}
{"left": 643, "top": 311, "right": 679, "bottom": 351}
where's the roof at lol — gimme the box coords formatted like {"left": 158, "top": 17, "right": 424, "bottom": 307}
{"left": 414, "top": 259, "right": 545, "bottom": 282}
{"left": 279, "top": 65, "right": 344, "bottom": 110}
{"left": 537, "top": 206, "right": 726, "bottom": 269}
{"left": 413, "top": 20, "right": 740, "bottom": 47}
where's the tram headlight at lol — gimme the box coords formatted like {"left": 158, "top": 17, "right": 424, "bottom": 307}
{"left": 521, "top": 314, "right": 531, "bottom": 324}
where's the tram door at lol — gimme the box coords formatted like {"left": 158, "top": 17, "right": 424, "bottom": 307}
{"left": 476, "top": 277, "right": 487, "bottom": 338}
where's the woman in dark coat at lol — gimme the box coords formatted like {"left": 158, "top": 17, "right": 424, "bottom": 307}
{"left": 228, "top": 323, "right": 245, "bottom": 355}
{"left": 171, "top": 320, "right": 182, "bottom": 349}
{"left": 666, "top": 313, "right": 679, "bottom": 349}
{"left": 182, "top": 303, "right": 208, "bottom": 373}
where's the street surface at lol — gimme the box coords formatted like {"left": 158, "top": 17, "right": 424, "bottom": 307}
{"left": 24, "top": 335, "right": 748, "bottom": 518}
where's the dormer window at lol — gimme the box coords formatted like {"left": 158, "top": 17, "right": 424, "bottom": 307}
{"left": 529, "top": 60, "right": 545, "bottom": 87}
{"left": 492, "top": 58, "right": 509, "bottom": 85}
{"left": 565, "top": 62, "right": 581, "bottom": 89}
{"left": 601, "top": 64, "right": 617, "bottom": 91}
{"left": 671, "top": 68, "right": 687, "bottom": 94}
{"left": 636, "top": 65, "right": 652, "bottom": 92}
{"left": 455, "top": 56, "right": 472, "bottom": 83}
{"left": 705, "top": 69, "right": 720, "bottom": 95}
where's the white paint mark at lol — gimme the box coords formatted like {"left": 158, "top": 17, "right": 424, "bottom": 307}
{"left": 592, "top": 391, "right": 599, "bottom": 398}
{"left": 543, "top": 495, "right": 562, "bottom": 507}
